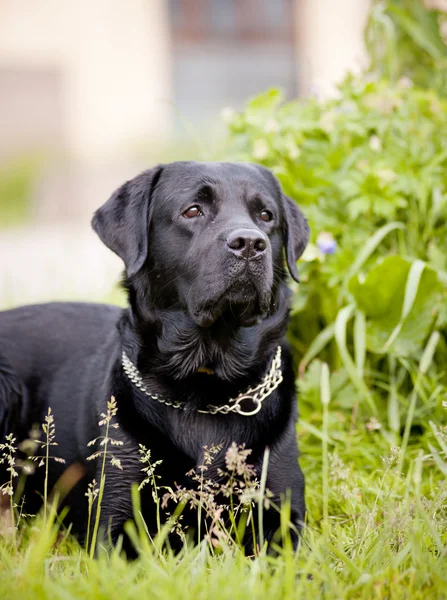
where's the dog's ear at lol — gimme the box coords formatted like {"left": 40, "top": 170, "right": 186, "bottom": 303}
{"left": 92, "top": 166, "right": 163, "bottom": 277}
{"left": 282, "top": 194, "right": 310, "bottom": 283}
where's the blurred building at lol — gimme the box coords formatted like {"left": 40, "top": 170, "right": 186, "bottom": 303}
{"left": 0, "top": 0, "right": 171, "bottom": 221}
{"left": 0, "top": 0, "right": 371, "bottom": 221}
{"left": 0, "top": 0, "right": 370, "bottom": 305}
{"left": 296, "top": 0, "right": 371, "bottom": 98}
{"left": 170, "top": 0, "right": 297, "bottom": 125}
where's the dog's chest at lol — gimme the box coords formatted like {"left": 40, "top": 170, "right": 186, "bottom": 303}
{"left": 167, "top": 410, "right": 259, "bottom": 466}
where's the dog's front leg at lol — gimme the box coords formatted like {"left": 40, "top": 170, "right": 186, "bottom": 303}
{"left": 261, "top": 423, "right": 305, "bottom": 550}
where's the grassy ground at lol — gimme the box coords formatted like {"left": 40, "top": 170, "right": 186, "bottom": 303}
{"left": 0, "top": 326, "right": 446, "bottom": 600}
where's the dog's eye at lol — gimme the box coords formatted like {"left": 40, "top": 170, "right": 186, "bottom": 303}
{"left": 183, "top": 206, "right": 202, "bottom": 219}
{"left": 260, "top": 210, "right": 273, "bottom": 222}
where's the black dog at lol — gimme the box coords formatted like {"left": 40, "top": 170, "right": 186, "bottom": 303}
{"left": 0, "top": 161, "right": 309, "bottom": 552}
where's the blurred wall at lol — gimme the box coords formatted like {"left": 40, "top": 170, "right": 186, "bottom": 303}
{"left": 0, "top": 0, "right": 172, "bottom": 304}
{"left": 296, "top": 0, "right": 372, "bottom": 97}
{"left": 0, "top": 0, "right": 172, "bottom": 219}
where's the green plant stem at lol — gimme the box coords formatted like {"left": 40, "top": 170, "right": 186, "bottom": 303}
{"left": 89, "top": 422, "right": 109, "bottom": 558}
{"left": 397, "top": 332, "right": 440, "bottom": 475}
{"left": 9, "top": 467, "right": 15, "bottom": 534}
{"left": 44, "top": 433, "right": 49, "bottom": 525}
{"left": 322, "top": 401, "right": 329, "bottom": 526}
{"left": 321, "top": 363, "right": 331, "bottom": 535}
{"left": 197, "top": 470, "right": 203, "bottom": 544}
{"left": 85, "top": 505, "right": 92, "bottom": 553}
{"left": 258, "top": 447, "right": 270, "bottom": 553}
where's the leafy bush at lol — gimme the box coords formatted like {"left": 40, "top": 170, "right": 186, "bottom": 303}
{"left": 224, "top": 78, "right": 447, "bottom": 438}
{"left": 367, "top": 0, "right": 447, "bottom": 95}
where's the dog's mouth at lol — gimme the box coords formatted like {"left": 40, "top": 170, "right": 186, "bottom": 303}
{"left": 191, "top": 280, "right": 270, "bottom": 328}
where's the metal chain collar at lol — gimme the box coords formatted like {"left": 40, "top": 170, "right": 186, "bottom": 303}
{"left": 121, "top": 346, "right": 283, "bottom": 417}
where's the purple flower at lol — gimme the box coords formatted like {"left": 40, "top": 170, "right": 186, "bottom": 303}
{"left": 317, "top": 232, "right": 337, "bottom": 255}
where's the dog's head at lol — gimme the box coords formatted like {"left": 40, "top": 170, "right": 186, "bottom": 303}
{"left": 92, "top": 162, "right": 309, "bottom": 328}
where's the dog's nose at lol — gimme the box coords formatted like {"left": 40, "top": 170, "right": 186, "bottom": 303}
{"left": 227, "top": 228, "right": 267, "bottom": 260}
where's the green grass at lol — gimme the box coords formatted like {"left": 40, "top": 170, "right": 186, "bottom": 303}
{"left": 1, "top": 351, "right": 446, "bottom": 599}
{"left": 0, "top": 157, "right": 40, "bottom": 229}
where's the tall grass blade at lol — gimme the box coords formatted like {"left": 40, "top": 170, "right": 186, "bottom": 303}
{"left": 398, "top": 331, "right": 440, "bottom": 473}
{"left": 387, "top": 5, "right": 447, "bottom": 59}
{"left": 299, "top": 323, "right": 335, "bottom": 376}
{"left": 429, "top": 418, "right": 447, "bottom": 456}
{"left": 382, "top": 259, "right": 426, "bottom": 351}
{"left": 257, "top": 447, "right": 270, "bottom": 553}
{"left": 335, "top": 304, "right": 377, "bottom": 415}
{"left": 419, "top": 331, "right": 440, "bottom": 375}
{"left": 320, "top": 362, "right": 330, "bottom": 527}
{"left": 354, "top": 310, "right": 366, "bottom": 379}
{"left": 387, "top": 355, "right": 400, "bottom": 433}
{"left": 429, "top": 444, "right": 447, "bottom": 476}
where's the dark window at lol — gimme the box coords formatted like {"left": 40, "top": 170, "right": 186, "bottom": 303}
{"left": 169, "top": 0, "right": 294, "bottom": 43}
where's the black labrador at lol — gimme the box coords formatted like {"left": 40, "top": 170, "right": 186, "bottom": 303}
{"left": 0, "top": 161, "right": 309, "bottom": 552}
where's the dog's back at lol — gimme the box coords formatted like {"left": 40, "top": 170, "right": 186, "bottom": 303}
{"left": 0, "top": 302, "right": 121, "bottom": 452}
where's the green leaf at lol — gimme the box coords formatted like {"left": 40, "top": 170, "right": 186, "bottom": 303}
{"left": 334, "top": 304, "right": 377, "bottom": 415}
{"left": 344, "top": 222, "right": 405, "bottom": 292}
{"left": 299, "top": 323, "right": 335, "bottom": 375}
{"left": 382, "top": 259, "right": 426, "bottom": 351}
{"left": 349, "top": 256, "right": 442, "bottom": 356}
{"left": 387, "top": 5, "right": 447, "bottom": 60}
{"left": 247, "top": 88, "right": 283, "bottom": 113}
